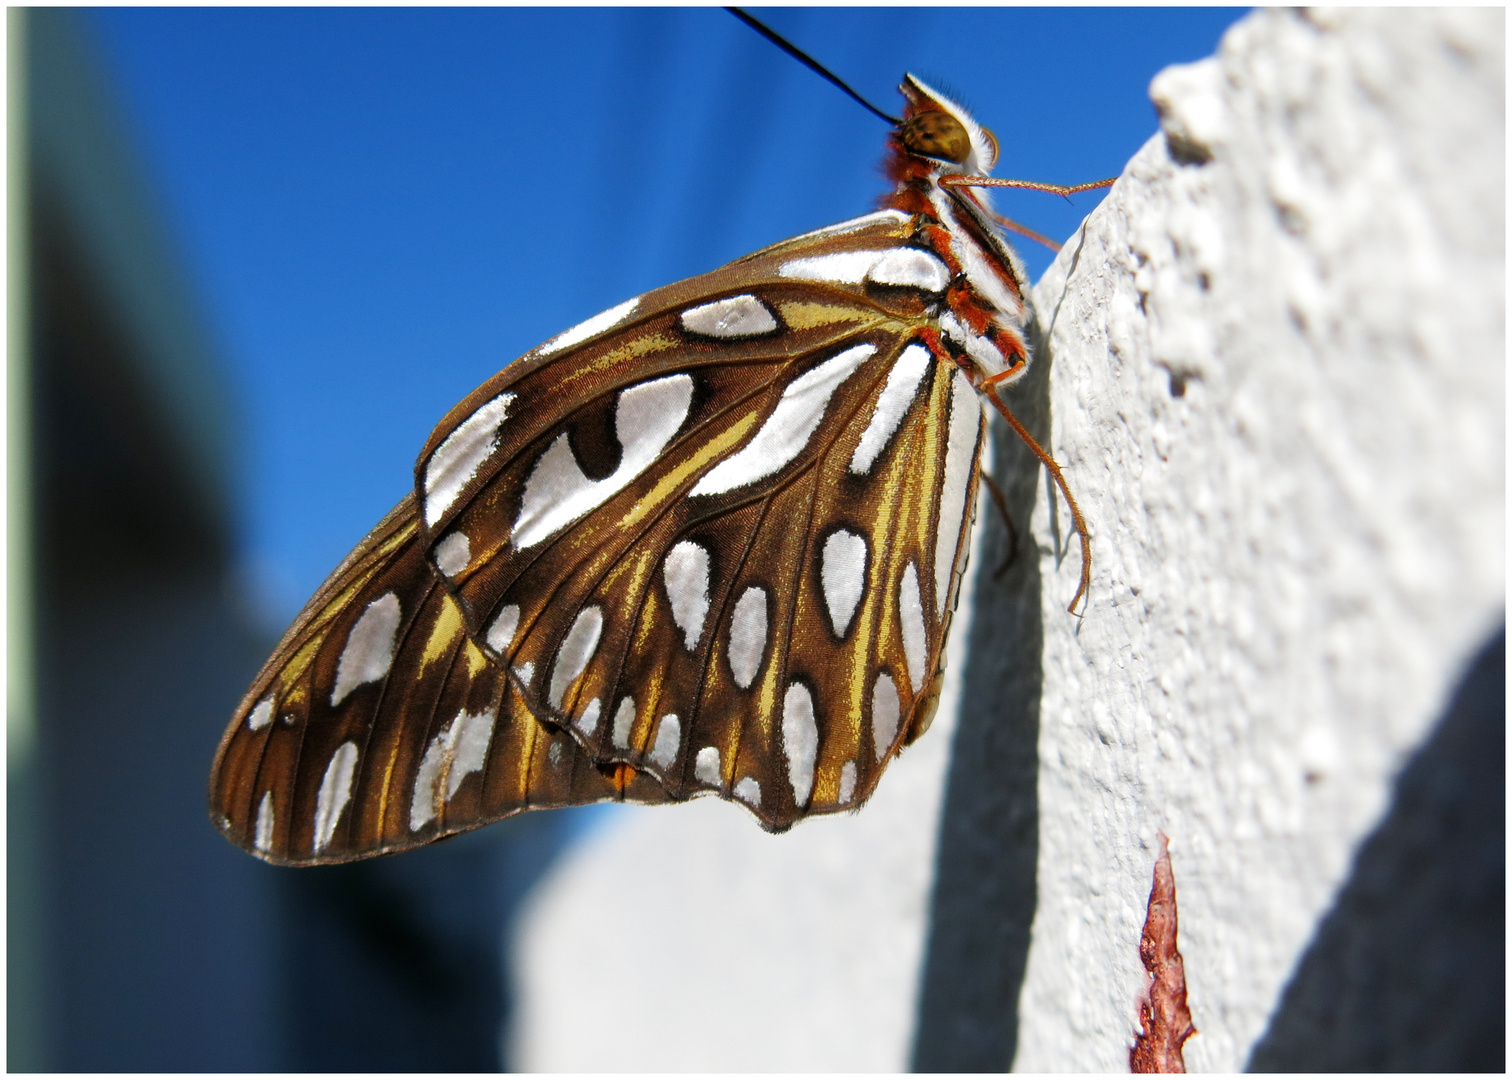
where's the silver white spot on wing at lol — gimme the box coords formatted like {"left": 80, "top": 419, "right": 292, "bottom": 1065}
{"left": 663, "top": 540, "right": 711, "bottom": 651}
{"left": 612, "top": 697, "right": 636, "bottom": 749}
{"left": 899, "top": 564, "right": 928, "bottom": 691}
{"left": 253, "top": 791, "right": 274, "bottom": 853}
{"left": 867, "top": 248, "right": 950, "bottom": 292}
{"left": 247, "top": 697, "right": 273, "bottom": 732}
{"left": 313, "top": 741, "right": 359, "bottom": 854}
{"left": 485, "top": 604, "right": 520, "bottom": 656}
{"left": 434, "top": 531, "right": 471, "bottom": 577}
{"left": 779, "top": 250, "right": 882, "bottom": 284}
{"left": 820, "top": 529, "right": 868, "bottom": 639}
{"left": 782, "top": 683, "right": 819, "bottom": 806}
{"left": 549, "top": 607, "right": 604, "bottom": 710}
{"left": 514, "top": 373, "right": 693, "bottom": 548}
{"left": 649, "top": 714, "right": 681, "bottom": 770}
{"left": 442, "top": 712, "right": 494, "bottom": 799}
{"left": 331, "top": 593, "right": 401, "bottom": 706}
{"left": 409, "top": 708, "right": 497, "bottom": 831}
{"left": 537, "top": 296, "right": 639, "bottom": 357}
{"left": 838, "top": 761, "right": 858, "bottom": 804}
{"left": 680, "top": 294, "right": 777, "bottom": 339}
{"left": 694, "top": 746, "right": 722, "bottom": 787}
{"left": 871, "top": 673, "right": 902, "bottom": 762}
{"left": 691, "top": 344, "right": 874, "bottom": 496}
{"left": 777, "top": 245, "right": 948, "bottom": 295}
{"left": 727, "top": 586, "right": 768, "bottom": 690}
{"left": 576, "top": 697, "right": 602, "bottom": 737}
{"left": 424, "top": 392, "right": 515, "bottom": 527}
{"left": 734, "top": 776, "right": 761, "bottom": 808}
{"left": 548, "top": 739, "right": 564, "bottom": 767}
{"left": 936, "top": 369, "right": 982, "bottom": 615}
{"left": 850, "top": 343, "right": 932, "bottom": 474}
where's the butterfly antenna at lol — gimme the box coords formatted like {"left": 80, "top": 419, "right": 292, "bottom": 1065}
{"left": 726, "top": 8, "right": 902, "bottom": 127}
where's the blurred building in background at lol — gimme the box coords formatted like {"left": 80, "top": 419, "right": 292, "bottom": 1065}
{"left": 10, "top": 6, "right": 277, "bottom": 1068}
{"left": 10, "top": 5, "right": 277, "bottom": 1069}
{"left": 8, "top": 9, "right": 577, "bottom": 1069}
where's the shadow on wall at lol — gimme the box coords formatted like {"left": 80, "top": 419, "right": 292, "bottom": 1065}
{"left": 1247, "top": 625, "right": 1506, "bottom": 1072}
{"left": 909, "top": 311, "right": 1055, "bottom": 1071}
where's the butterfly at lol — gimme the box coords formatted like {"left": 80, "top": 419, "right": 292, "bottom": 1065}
{"left": 210, "top": 68, "right": 1100, "bottom": 866}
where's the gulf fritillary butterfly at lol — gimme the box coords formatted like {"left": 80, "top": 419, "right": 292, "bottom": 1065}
{"left": 210, "top": 26, "right": 1106, "bottom": 865}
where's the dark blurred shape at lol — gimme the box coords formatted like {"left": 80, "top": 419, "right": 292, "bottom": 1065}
{"left": 278, "top": 809, "right": 588, "bottom": 1071}
{"left": 11, "top": 9, "right": 583, "bottom": 1069}
{"left": 14, "top": 7, "right": 275, "bottom": 1069}
{"left": 908, "top": 320, "right": 1051, "bottom": 1072}
{"left": 1247, "top": 626, "right": 1506, "bottom": 1072}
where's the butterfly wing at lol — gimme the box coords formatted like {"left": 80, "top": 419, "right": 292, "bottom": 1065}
{"left": 209, "top": 493, "right": 671, "bottom": 866}
{"left": 415, "top": 211, "right": 985, "bottom": 832}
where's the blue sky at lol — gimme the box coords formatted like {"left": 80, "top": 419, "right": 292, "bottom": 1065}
{"left": 87, "top": 7, "right": 1245, "bottom": 628}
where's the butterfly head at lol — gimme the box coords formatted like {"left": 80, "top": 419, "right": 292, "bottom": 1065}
{"left": 895, "top": 75, "right": 999, "bottom": 178}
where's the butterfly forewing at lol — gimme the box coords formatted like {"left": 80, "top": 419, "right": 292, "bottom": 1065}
{"left": 413, "top": 212, "right": 985, "bottom": 830}
{"left": 212, "top": 72, "right": 1055, "bottom": 856}
{"left": 210, "top": 493, "right": 672, "bottom": 866}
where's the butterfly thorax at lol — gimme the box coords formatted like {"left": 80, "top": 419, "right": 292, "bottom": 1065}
{"left": 880, "top": 75, "right": 1033, "bottom": 389}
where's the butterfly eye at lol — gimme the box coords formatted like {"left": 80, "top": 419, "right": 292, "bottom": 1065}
{"left": 900, "top": 111, "right": 972, "bottom": 165}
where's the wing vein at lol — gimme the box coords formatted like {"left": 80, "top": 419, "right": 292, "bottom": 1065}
{"left": 340, "top": 572, "right": 447, "bottom": 855}
{"left": 685, "top": 485, "right": 782, "bottom": 793}
{"left": 448, "top": 328, "right": 887, "bottom": 673}
{"left": 427, "top": 606, "right": 483, "bottom": 836}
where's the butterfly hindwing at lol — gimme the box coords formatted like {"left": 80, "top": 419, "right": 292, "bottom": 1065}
{"left": 209, "top": 493, "right": 671, "bottom": 866}
{"left": 210, "top": 72, "right": 1069, "bottom": 856}
{"left": 413, "top": 212, "right": 986, "bottom": 831}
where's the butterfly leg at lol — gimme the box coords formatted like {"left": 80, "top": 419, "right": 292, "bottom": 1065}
{"left": 941, "top": 175, "right": 1118, "bottom": 199}
{"left": 990, "top": 214, "right": 1063, "bottom": 253}
{"left": 945, "top": 175, "right": 1118, "bottom": 253}
{"left": 978, "top": 469, "right": 1020, "bottom": 577}
{"left": 981, "top": 375, "right": 1092, "bottom": 615}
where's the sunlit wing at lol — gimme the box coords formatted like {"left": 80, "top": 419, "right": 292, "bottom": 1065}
{"left": 209, "top": 69, "right": 1088, "bottom": 858}
{"left": 414, "top": 212, "right": 986, "bottom": 832}
{"left": 209, "top": 493, "right": 671, "bottom": 866}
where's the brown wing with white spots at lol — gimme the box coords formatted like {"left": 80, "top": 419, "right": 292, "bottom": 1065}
{"left": 414, "top": 213, "right": 986, "bottom": 832}
{"left": 208, "top": 493, "right": 671, "bottom": 866}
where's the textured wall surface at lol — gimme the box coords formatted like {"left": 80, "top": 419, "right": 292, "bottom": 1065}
{"left": 1015, "top": 8, "right": 1503, "bottom": 1071}
{"left": 511, "top": 8, "right": 1504, "bottom": 1071}
{"left": 510, "top": 544, "right": 977, "bottom": 1071}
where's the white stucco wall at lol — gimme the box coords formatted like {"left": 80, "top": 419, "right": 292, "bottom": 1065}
{"left": 511, "top": 8, "right": 1503, "bottom": 1071}
{"left": 507, "top": 535, "right": 979, "bottom": 1071}
{"left": 1014, "top": 8, "right": 1502, "bottom": 1071}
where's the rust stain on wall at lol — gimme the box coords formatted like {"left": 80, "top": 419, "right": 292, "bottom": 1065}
{"left": 1130, "top": 832, "right": 1196, "bottom": 1073}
